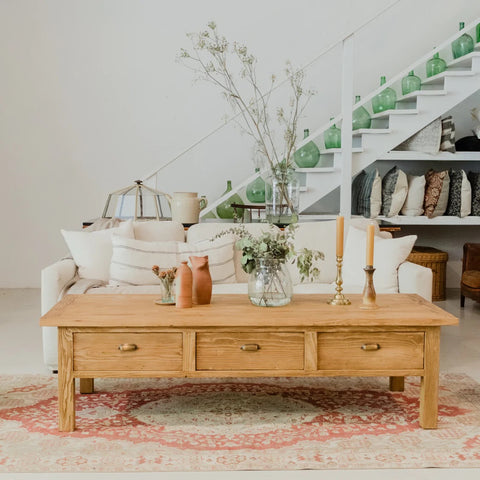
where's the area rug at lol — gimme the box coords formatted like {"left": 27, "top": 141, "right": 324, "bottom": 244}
{"left": 1, "top": 374, "right": 480, "bottom": 472}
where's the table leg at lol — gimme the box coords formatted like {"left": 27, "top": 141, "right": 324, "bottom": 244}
{"left": 419, "top": 327, "right": 440, "bottom": 429}
{"left": 389, "top": 376, "right": 404, "bottom": 391}
{"left": 58, "top": 328, "right": 75, "bottom": 432}
{"left": 80, "top": 378, "right": 94, "bottom": 394}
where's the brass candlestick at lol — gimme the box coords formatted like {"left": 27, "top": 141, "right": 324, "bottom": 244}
{"left": 360, "top": 265, "right": 378, "bottom": 309}
{"left": 328, "top": 255, "right": 351, "bottom": 305}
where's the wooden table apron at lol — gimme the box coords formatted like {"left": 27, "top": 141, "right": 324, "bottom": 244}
{"left": 40, "top": 294, "right": 458, "bottom": 432}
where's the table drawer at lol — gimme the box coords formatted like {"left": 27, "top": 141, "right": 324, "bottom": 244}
{"left": 73, "top": 332, "right": 183, "bottom": 371}
{"left": 317, "top": 332, "right": 424, "bottom": 371}
{"left": 196, "top": 332, "right": 304, "bottom": 371}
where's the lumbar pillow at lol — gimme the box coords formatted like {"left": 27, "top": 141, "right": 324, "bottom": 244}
{"left": 424, "top": 169, "right": 450, "bottom": 218}
{"left": 468, "top": 171, "right": 480, "bottom": 216}
{"left": 352, "top": 169, "right": 382, "bottom": 218}
{"left": 381, "top": 166, "right": 408, "bottom": 217}
{"left": 109, "top": 236, "right": 236, "bottom": 286}
{"left": 342, "top": 226, "right": 417, "bottom": 293}
{"left": 401, "top": 174, "right": 426, "bottom": 216}
{"left": 61, "top": 220, "right": 134, "bottom": 282}
{"left": 445, "top": 169, "right": 471, "bottom": 217}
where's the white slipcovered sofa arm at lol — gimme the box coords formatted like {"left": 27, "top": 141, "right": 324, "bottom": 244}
{"left": 398, "top": 261, "right": 432, "bottom": 302}
{"left": 41, "top": 258, "right": 77, "bottom": 315}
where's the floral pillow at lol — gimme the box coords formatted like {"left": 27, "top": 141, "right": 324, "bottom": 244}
{"left": 424, "top": 169, "right": 450, "bottom": 218}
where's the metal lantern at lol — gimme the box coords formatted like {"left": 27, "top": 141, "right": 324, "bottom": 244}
{"left": 102, "top": 180, "right": 171, "bottom": 220}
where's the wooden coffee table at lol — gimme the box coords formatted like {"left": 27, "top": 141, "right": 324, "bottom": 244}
{"left": 40, "top": 293, "right": 458, "bottom": 432}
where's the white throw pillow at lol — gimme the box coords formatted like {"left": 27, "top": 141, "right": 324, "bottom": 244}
{"left": 61, "top": 220, "right": 134, "bottom": 282}
{"left": 342, "top": 226, "right": 417, "bottom": 293}
{"left": 401, "top": 175, "right": 426, "bottom": 216}
{"left": 133, "top": 220, "right": 185, "bottom": 242}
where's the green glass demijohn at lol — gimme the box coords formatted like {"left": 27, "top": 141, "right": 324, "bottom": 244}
{"left": 352, "top": 95, "right": 371, "bottom": 130}
{"left": 477, "top": 22, "right": 480, "bottom": 43}
{"left": 371, "top": 76, "right": 397, "bottom": 114}
{"left": 246, "top": 168, "right": 266, "bottom": 203}
{"left": 216, "top": 180, "right": 244, "bottom": 219}
{"left": 426, "top": 51, "right": 447, "bottom": 78}
{"left": 401, "top": 70, "right": 421, "bottom": 95}
{"left": 324, "top": 118, "right": 341, "bottom": 149}
{"left": 452, "top": 22, "right": 474, "bottom": 59}
{"left": 293, "top": 129, "right": 320, "bottom": 167}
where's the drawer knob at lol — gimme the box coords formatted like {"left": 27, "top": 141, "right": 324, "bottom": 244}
{"left": 118, "top": 343, "right": 138, "bottom": 352}
{"left": 240, "top": 343, "right": 260, "bottom": 352}
{"left": 361, "top": 343, "right": 380, "bottom": 351}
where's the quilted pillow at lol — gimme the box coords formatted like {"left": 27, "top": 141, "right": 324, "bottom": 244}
{"left": 352, "top": 169, "right": 382, "bottom": 218}
{"left": 445, "top": 169, "right": 471, "bottom": 217}
{"left": 381, "top": 166, "right": 408, "bottom": 217}
{"left": 468, "top": 171, "right": 480, "bottom": 216}
{"left": 401, "top": 174, "right": 426, "bottom": 216}
{"left": 424, "top": 169, "right": 450, "bottom": 218}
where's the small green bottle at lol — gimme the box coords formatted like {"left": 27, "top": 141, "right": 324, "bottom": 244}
{"left": 401, "top": 70, "right": 421, "bottom": 95}
{"left": 426, "top": 52, "right": 447, "bottom": 78}
{"left": 324, "top": 118, "right": 341, "bottom": 149}
{"left": 352, "top": 95, "right": 371, "bottom": 130}
{"left": 371, "top": 76, "right": 397, "bottom": 114}
{"left": 452, "top": 22, "right": 474, "bottom": 59}
{"left": 293, "top": 129, "right": 320, "bottom": 167}
{"left": 246, "top": 168, "right": 266, "bottom": 203}
{"left": 216, "top": 180, "right": 244, "bottom": 219}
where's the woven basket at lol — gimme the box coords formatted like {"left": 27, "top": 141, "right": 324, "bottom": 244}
{"left": 407, "top": 246, "right": 448, "bottom": 301}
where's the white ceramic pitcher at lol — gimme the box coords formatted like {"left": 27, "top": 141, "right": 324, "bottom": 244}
{"left": 165, "top": 192, "right": 208, "bottom": 224}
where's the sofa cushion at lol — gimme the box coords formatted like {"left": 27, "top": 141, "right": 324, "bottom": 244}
{"left": 61, "top": 220, "right": 134, "bottom": 282}
{"left": 342, "top": 226, "right": 417, "bottom": 293}
{"left": 401, "top": 174, "right": 426, "bottom": 216}
{"left": 133, "top": 220, "right": 186, "bottom": 242}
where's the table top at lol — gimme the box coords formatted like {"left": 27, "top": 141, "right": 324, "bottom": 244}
{"left": 40, "top": 294, "right": 459, "bottom": 328}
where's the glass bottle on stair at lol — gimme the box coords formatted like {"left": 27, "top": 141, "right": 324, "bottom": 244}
{"left": 401, "top": 71, "right": 421, "bottom": 95}
{"left": 324, "top": 118, "right": 341, "bottom": 149}
{"left": 426, "top": 51, "right": 447, "bottom": 77}
{"left": 451, "top": 22, "right": 474, "bottom": 59}
{"left": 246, "top": 168, "right": 266, "bottom": 203}
{"left": 352, "top": 95, "right": 371, "bottom": 130}
{"left": 371, "top": 76, "right": 397, "bottom": 114}
{"left": 216, "top": 180, "right": 244, "bottom": 219}
{"left": 293, "top": 129, "right": 320, "bottom": 167}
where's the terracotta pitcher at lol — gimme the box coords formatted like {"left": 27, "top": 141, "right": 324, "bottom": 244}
{"left": 175, "top": 261, "right": 192, "bottom": 308}
{"left": 190, "top": 256, "right": 212, "bottom": 305}
{"left": 165, "top": 192, "right": 208, "bottom": 224}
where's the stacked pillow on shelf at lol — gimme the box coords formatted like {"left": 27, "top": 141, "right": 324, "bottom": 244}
{"left": 351, "top": 166, "right": 479, "bottom": 219}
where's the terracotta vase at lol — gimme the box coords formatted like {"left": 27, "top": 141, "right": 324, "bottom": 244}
{"left": 189, "top": 255, "right": 212, "bottom": 305}
{"left": 175, "top": 261, "right": 192, "bottom": 308}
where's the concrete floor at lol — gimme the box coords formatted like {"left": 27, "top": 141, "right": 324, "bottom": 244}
{"left": 0, "top": 288, "right": 479, "bottom": 479}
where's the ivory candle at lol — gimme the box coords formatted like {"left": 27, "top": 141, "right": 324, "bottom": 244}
{"left": 366, "top": 224, "right": 375, "bottom": 266}
{"left": 336, "top": 215, "right": 344, "bottom": 257}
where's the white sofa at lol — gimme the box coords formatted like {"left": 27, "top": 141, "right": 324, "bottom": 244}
{"left": 41, "top": 219, "right": 432, "bottom": 371}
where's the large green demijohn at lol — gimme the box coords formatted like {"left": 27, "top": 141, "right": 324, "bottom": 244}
{"left": 426, "top": 51, "right": 447, "bottom": 78}
{"left": 324, "top": 118, "right": 341, "bottom": 149}
{"left": 294, "top": 129, "right": 320, "bottom": 167}
{"left": 452, "top": 22, "right": 474, "bottom": 59}
{"left": 246, "top": 168, "right": 266, "bottom": 203}
{"left": 352, "top": 95, "right": 371, "bottom": 130}
{"left": 401, "top": 71, "right": 421, "bottom": 95}
{"left": 216, "top": 180, "right": 244, "bottom": 219}
{"left": 371, "top": 76, "right": 397, "bottom": 114}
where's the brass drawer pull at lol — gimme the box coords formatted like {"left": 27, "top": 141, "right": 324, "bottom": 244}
{"left": 361, "top": 343, "right": 380, "bottom": 351}
{"left": 240, "top": 344, "right": 260, "bottom": 352}
{"left": 118, "top": 343, "right": 138, "bottom": 352}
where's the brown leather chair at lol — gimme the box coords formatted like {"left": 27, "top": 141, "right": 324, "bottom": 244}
{"left": 461, "top": 243, "right": 480, "bottom": 307}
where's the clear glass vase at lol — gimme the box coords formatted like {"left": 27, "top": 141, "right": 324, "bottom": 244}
{"left": 265, "top": 167, "right": 300, "bottom": 225}
{"left": 159, "top": 279, "right": 175, "bottom": 304}
{"left": 248, "top": 258, "right": 293, "bottom": 307}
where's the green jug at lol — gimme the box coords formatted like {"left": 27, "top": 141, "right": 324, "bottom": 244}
{"left": 294, "top": 129, "right": 320, "bottom": 167}
{"left": 426, "top": 52, "right": 447, "bottom": 78}
{"left": 401, "top": 71, "right": 421, "bottom": 95}
{"left": 216, "top": 180, "right": 244, "bottom": 219}
{"left": 371, "top": 76, "right": 397, "bottom": 114}
{"left": 352, "top": 95, "right": 371, "bottom": 130}
{"left": 324, "top": 118, "right": 341, "bottom": 149}
{"left": 246, "top": 168, "right": 266, "bottom": 203}
{"left": 452, "top": 22, "right": 474, "bottom": 59}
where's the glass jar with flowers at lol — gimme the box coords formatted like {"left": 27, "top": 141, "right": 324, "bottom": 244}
{"left": 152, "top": 266, "right": 177, "bottom": 305}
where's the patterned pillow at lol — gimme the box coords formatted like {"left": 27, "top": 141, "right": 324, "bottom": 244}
{"left": 424, "top": 169, "right": 450, "bottom": 218}
{"left": 352, "top": 169, "right": 382, "bottom": 218}
{"left": 381, "top": 166, "right": 408, "bottom": 217}
{"left": 440, "top": 116, "right": 456, "bottom": 153}
{"left": 401, "top": 174, "right": 426, "bottom": 216}
{"left": 468, "top": 171, "right": 480, "bottom": 216}
{"left": 445, "top": 169, "right": 471, "bottom": 217}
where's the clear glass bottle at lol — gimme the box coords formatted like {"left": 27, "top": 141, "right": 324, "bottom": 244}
{"left": 352, "top": 95, "right": 371, "bottom": 130}
{"left": 371, "top": 76, "right": 397, "bottom": 114}
{"left": 401, "top": 70, "right": 421, "bottom": 95}
{"left": 248, "top": 258, "right": 293, "bottom": 307}
{"left": 216, "top": 180, "right": 244, "bottom": 219}
{"left": 324, "top": 118, "right": 341, "bottom": 149}
{"left": 426, "top": 52, "right": 447, "bottom": 78}
{"left": 245, "top": 168, "right": 266, "bottom": 203}
{"left": 452, "top": 22, "right": 474, "bottom": 59}
{"left": 293, "top": 129, "right": 320, "bottom": 167}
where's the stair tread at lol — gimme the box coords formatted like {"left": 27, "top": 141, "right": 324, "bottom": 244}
{"left": 352, "top": 128, "right": 391, "bottom": 136}
{"left": 397, "top": 90, "right": 447, "bottom": 102}
{"left": 422, "top": 70, "right": 476, "bottom": 85}
{"left": 319, "top": 147, "right": 363, "bottom": 154}
{"left": 295, "top": 167, "right": 335, "bottom": 173}
{"left": 370, "top": 109, "right": 418, "bottom": 119}
{"left": 447, "top": 51, "right": 480, "bottom": 69}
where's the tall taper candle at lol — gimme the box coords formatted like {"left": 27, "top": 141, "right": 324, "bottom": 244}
{"left": 366, "top": 224, "right": 374, "bottom": 266}
{"left": 336, "top": 216, "right": 344, "bottom": 257}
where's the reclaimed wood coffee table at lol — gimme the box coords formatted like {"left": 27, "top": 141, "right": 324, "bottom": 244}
{"left": 40, "top": 293, "right": 458, "bottom": 432}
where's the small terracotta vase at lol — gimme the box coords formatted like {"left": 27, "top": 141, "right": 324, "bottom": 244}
{"left": 189, "top": 255, "right": 212, "bottom": 305}
{"left": 175, "top": 261, "right": 192, "bottom": 308}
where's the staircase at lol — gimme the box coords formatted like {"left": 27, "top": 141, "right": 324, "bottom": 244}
{"left": 144, "top": 17, "right": 480, "bottom": 222}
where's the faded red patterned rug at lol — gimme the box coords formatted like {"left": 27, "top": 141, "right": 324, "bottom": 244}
{"left": 1, "top": 374, "right": 480, "bottom": 472}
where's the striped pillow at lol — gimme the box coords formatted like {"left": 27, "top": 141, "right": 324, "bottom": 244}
{"left": 109, "top": 235, "right": 235, "bottom": 286}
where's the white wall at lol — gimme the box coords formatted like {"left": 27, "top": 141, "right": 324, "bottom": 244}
{"left": 1, "top": 0, "right": 480, "bottom": 287}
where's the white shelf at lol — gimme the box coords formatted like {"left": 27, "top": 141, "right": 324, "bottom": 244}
{"left": 377, "top": 215, "right": 480, "bottom": 225}
{"left": 370, "top": 109, "right": 418, "bottom": 120}
{"left": 447, "top": 51, "right": 480, "bottom": 69}
{"left": 422, "top": 70, "right": 475, "bottom": 86}
{"left": 396, "top": 90, "right": 447, "bottom": 102}
{"left": 295, "top": 167, "right": 335, "bottom": 173}
{"left": 352, "top": 128, "right": 391, "bottom": 136}
{"left": 378, "top": 151, "right": 480, "bottom": 161}
{"left": 319, "top": 147, "right": 363, "bottom": 155}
